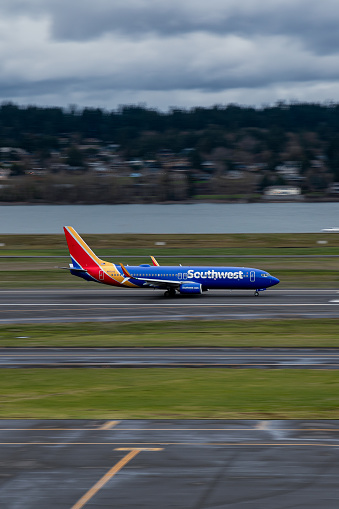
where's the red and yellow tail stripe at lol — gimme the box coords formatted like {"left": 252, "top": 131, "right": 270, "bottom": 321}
{"left": 63, "top": 226, "right": 138, "bottom": 288}
{"left": 63, "top": 226, "right": 103, "bottom": 268}
{"left": 150, "top": 256, "right": 160, "bottom": 266}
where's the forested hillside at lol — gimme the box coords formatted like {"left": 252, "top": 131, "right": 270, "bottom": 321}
{"left": 0, "top": 102, "right": 339, "bottom": 203}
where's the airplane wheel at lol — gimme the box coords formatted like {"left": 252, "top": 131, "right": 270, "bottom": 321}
{"left": 164, "top": 289, "right": 176, "bottom": 298}
{"left": 254, "top": 291, "right": 259, "bottom": 297}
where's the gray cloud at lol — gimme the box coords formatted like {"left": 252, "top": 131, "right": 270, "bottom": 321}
{"left": 2, "top": 0, "right": 339, "bottom": 55}
{"left": 0, "top": 1, "right": 339, "bottom": 109}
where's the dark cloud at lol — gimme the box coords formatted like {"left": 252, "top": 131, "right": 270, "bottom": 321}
{"left": 0, "top": 0, "right": 339, "bottom": 109}
{"left": 1, "top": 0, "right": 338, "bottom": 56}
{"left": 0, "top": 39, "right": 338, "bottom": 96}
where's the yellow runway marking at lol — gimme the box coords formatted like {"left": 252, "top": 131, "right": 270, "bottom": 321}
{"left": 71, "top": 450, "right": 140, "bottom": 509}
{"left": 99, "top": 420, "right": 120, "bottom": 430}
{"left": 2, "top": 427, "right": 339, "bottom": 431}
{"left": 70, "top": 447, "right": 162, "bottom": 509}
{"left": 101, "top": 427, "right": 339, "bottom": 432}
{"left": 1, "top": 442, "right": 339, "bottom": 447}
{"left": 0, "top": 428, "right": 98, "bottom": 431}
{"left": 116, "top": 447, "right": 163, "bottom": 451}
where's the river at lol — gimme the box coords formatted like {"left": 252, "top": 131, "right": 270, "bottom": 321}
{"left": 0, "top": 203, "right": 338, "bottom": 234}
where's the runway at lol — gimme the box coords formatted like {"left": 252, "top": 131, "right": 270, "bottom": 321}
{"left": 2, "top": 347, "right": 339, "bottom": 369}
{"left": 1, "top": 419, "right": 339, "bottom": 508}
{"left": 1, "top": 288, "right": 339, "bottom": 323}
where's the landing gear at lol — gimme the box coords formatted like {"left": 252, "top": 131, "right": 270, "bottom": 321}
{"left": 164, "top": 288, "right": 176, "bottom": 298}
{"left": 254, "top": 288, "right": 266, "bottom": 297}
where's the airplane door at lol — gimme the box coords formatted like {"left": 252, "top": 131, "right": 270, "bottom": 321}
{"left": 178, "top": 273, "right": 188, "bottom": 280}
{"left": 99, "top": 270, "right": 104, "bottom": 281}
{"left": 250, "top": 271, "right": 255, "bottom": 282}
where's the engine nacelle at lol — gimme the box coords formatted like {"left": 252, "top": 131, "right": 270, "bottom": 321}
{"left": 179, "top": 282, "right": 202, "bottom": 294}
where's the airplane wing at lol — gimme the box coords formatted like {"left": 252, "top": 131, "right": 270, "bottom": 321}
{"left": 120, "top": 263, "right": 179, "bottom": 288}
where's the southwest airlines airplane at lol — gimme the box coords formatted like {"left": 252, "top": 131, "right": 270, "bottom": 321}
{"left": 63, "top": 226, "right": 280, "bottom": 297}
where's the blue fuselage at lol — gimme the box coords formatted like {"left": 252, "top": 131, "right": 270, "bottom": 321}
{"left": 120, "top": 265, "right": 279, "bottom": 290}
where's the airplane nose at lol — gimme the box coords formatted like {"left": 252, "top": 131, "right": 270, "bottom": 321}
{"left": 270, "top": 276, "right": 280, "bottom": 286}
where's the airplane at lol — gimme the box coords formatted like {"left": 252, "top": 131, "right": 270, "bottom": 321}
{"left": 63, "top": 226, "right": 280, "bottom": 297}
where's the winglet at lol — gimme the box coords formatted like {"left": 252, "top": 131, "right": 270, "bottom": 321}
{"left": 150, "top": 256, "right": 160, "bottom": 266}
{"left": 120, "top": 263, "right": 132, "bottom": 278}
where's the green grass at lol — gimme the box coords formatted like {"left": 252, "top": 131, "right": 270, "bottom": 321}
{"left": 2, "top": 318, "right": 339, "bottom": 420}
{"left": 0, "top": 269, "right": 82, "bottom": 288}
{"left": 0, "top": 368, "right": 338, "bottom": 419}
{"left": 1, "top": 232, "right": 339, "bottom": 253}
{"left": 2, "top": 319, "right": 339, "bottom": 347}
{"left": 1, "top": 232, "right": 339, "bottom": 288}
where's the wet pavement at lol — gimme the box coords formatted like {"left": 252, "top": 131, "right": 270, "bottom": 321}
{"left": 0, "top": 419, "right": 339, "bottom": 508}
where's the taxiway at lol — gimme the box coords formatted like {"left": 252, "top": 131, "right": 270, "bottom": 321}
{"left": 1, "top": 347, "right": 339, "bottom": 369}
{"left": 0, "top": 419, "right": 339, "bottom": 508}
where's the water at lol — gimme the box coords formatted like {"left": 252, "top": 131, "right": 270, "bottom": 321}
{"left": 0, "top": 203, "right": 339, "bottom": 234}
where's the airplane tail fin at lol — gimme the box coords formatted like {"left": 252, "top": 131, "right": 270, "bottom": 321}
{"left": 63, "top": 226, "right": 103, "bottom": 269}
{"left": 150, "top": 256, "right": 160, "bottom": 266}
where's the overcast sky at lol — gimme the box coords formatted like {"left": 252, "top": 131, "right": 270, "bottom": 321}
{"left": 1, "top": 0, "right": 339, "bottom": 110}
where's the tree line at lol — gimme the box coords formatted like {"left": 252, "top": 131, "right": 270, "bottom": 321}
{"left": 1, "top": 100, "right": 339, "bottom": 145}
{"left": 1, "top": 101, "right": 339, "bottom": 203}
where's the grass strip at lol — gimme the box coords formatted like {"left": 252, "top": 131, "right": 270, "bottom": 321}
{"left": 2, "top": 319, "right": 339, "bottom": 347}
{"left": 2, "top": 250, "right": 339, "bottom": 288}
{"left": 1, "top": 232, "right": 339, "bottom": 253}
{"left": 0, "top": 368, "right": 338, "bottom": 419}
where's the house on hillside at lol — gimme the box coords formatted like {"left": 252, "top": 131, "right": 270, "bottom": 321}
{"left": 263, "top": 186, "right": 302, "bottom": 200}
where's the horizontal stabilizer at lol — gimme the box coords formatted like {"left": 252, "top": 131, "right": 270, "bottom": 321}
{"left": 60, "top": 267, "right": 86, "bottom": 272}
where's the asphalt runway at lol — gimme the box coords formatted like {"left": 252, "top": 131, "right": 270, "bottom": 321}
{"left": 2, "top": 347, "right": 339, "bottom": 369}
{"left": 1, "top": 288, "right": 339, "bottom": 323}
{"left": 1, "top": 419, "right": 339, "bottom": 508}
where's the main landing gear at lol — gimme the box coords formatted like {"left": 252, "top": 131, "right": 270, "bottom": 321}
{"left": 164, "top": 288, "right": 176, "bottom": 298}
{"left": 254, "top": 290, "right": 259, "bottom": 297}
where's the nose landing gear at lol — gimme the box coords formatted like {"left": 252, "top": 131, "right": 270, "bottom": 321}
{"left": 254, "top": 288, "right": 266, "bottom": 297}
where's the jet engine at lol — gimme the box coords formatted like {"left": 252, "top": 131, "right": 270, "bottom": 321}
{"left": 179, "top": 282, "right": 202, "bottom": 294}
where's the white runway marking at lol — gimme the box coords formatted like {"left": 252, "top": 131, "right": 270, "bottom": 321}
{"left": 0, "top": 289, "right": 337, "bottom": 294}
{"left": 0, "top": 303, "right": 338, "bottom": 307}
